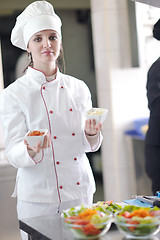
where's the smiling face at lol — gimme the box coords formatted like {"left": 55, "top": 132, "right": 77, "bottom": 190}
{"left": 27, "top": 29, "right": 61, "bottom": 72}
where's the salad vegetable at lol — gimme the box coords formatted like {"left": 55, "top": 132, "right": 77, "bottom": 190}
{"left": 94, "top": 201, "right": 122, "bottom": 213}
{"left": 115, "top": 205, "right": 160, "bottom": 237}
{"left": 62, "top": 203, "right": 113, "bottom": 238}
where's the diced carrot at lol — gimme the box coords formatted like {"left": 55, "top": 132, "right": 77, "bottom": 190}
{"left": 78, "top": 209, "right": 98, "bottom": 221}
{"left": 130, "top": 209, "right": 150, "bottom": 218}
{"left": 28, "top": 130, "right": 45, "bottom": 136}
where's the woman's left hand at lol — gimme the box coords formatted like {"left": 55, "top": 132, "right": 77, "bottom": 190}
{"left": 85, "top": 119, "right": 102, "bottom": 136}
{"left": 24, "top": 132, "right": 52, "bottom": 154}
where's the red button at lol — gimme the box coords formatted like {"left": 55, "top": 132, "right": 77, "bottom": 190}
{"left": 56, "top": 161, "right": 60, "bottom": 165}
{"left": 53, "top": 136, "right": 57, "bottom": 139}
{"left": 43, "top": 86, "right": 45, "bottom": 89}
{"left": 60, "top": 186, "right": 63, "bottom": 189}
{"left": 61, "top": 86, "right": 64, "bottom": 88}
{"left": 74, "top": 158, "right": 77, "bottom": 161}
{"left": 70, "top": 108, "right": 72, "bottom": 111}
{"left": 50, "top": 110, "right": 53, "bottom": 114}
{"left": 77, "top": 182, "right": 80, "bottom": 185}
{"left": 72, "top": 133, "right": 75, "bottom": 136}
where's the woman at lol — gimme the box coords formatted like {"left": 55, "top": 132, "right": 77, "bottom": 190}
{"left": 0, "top": 1, "right": 103, "bottom": 239}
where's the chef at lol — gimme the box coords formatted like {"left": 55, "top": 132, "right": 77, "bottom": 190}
{"left": 0, "top": 1, "right": 103, "bottom": 239}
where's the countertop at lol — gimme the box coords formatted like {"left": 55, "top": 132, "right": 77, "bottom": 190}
{"left": 19, "top": 213, "right": 160, "bottom": 240}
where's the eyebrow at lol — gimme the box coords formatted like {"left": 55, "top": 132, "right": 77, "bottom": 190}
{"left": 33, "top": 32, "right": 57, "bottom": 37}
{"left": 34, "top": 34, "right": 41, "bottom": 37}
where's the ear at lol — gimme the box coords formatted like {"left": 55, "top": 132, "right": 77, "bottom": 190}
{"left": 27, "top": 43, "right": 31, "bottom": 53}
{"left": 60, "top": 42, "right": 63, "bottom": 52}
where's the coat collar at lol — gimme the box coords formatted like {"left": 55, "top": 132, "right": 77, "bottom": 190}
{"left": 26, "top": 67, "right": 61, "bottom": 84}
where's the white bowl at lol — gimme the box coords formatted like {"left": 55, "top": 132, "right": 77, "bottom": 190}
{"left": 25, "top": 129, "right": 48, "bottom": 148}
{"left": 85, "top": 108, "right": 108, "bottom": 124}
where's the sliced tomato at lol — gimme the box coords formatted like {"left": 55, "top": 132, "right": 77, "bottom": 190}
{"left": 83, "top": 223, "right": 101, "bottom": 236}
{"left": 127, "top": 220, "right": 139, "bottom": 231}
{"left": 122, "top": 211, "right": 132, "bottom": 218}
{"left": 105, "top": 200, "right": 113, "bottom": 205}
{"left": 150, "top": 210, "right": 160, "bottom": 216}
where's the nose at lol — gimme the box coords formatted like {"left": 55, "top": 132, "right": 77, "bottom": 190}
{"left": 43, "top": 37, "right": 51, "bottom": 48}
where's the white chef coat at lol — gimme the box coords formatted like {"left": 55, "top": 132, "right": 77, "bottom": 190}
{"left": 0, "top": 67, "right": 102, "bottom": 204}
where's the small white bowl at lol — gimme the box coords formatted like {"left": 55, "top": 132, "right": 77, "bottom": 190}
{"left": 25, "top": 129, "right": 48, "bottom": 148}
{"left": 85, "top": 108, "right": 108, "bottom": 124}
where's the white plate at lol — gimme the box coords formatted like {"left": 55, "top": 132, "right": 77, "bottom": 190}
{"left": 25, "top": 129, "right": 48, "bottom": 148}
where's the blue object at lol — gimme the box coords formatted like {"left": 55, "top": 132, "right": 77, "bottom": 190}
{"left": 156, "top": 191, "right": 160, "bottom": 197}
{"left": 124, "top": 199, "right": 152, "bottom": 208}
{"left": 134, "top": 118, "right": 148, "bottom": 136}
{"left": 124, "top": 130, "right": 145, "bottom": 140}
{"left": 124, "top": 118, "right": 149, "bottom": 140}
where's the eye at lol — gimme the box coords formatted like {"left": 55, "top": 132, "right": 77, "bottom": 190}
{"left": 34, "top": 37, "right": 42, "bottom": 42}
{"left": 49, "top": 35, "right": 58, "bottom": 41}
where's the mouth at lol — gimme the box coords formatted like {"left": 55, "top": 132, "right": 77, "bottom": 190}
{"left": 42, "top": 51, "right": 54, "bottom": 55}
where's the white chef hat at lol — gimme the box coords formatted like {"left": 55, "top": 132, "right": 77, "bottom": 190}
{"left": 11, "top": 1, "right": 62, "bottom": 50}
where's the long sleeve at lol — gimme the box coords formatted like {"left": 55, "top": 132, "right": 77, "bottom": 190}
{"left": 0, "top": 90, "right": 43, "bottom": 168}
{"left": 80, "top": 84, "right": 103, "bottom": 152}
{"left": 85, "top": 132, "right": 103, "bottom": 152}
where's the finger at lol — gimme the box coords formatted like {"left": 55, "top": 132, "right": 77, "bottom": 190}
{"left": 85, "top": 119, "right": 91, "bottom": 129}
{"left": 89, "top": 120, "right": 95, "bottom": 133}
{"left": 34, "top": 141, "right": 42, "bottom": 153}
{"left": 47, "top": 136, "right": 51, "bottom": 148}
{"left": 42, "top": 134, "right": 51, "bottom": 149}
{"left": 85, "top": 119, "right": 91, "bottom": 133}
{"left": 95, "top": 122, "right": 103, "bottom": 132}
{"left": 91, "top": 119, "right": 96, "bottom": 126}
{"left": 48, "top": 132, "right": 52, "bottom": 141}
{"left": 85, "top": 120, "right": 96, "bottom": 135}
{"left": 42, "top": 135, "right": 48, "bottom": 148}
{"left": 24, "top": 139, "right": 34, "bottom": 151}
{"left": 98, "top": 122, "right": 103, "bottom": 130}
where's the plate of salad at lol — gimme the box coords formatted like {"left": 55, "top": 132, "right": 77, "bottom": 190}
{"left": 61, "top": 202, "right": 114, "bottom": 239}
{"left": 114, "top": 205, "right": 160, "bottom": 239}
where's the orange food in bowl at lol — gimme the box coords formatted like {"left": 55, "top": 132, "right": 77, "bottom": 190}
{"left": 130, "top": 209, "right": 151, "bottom": 218}
{"left": 28, "top": 130, "right": 45, "bottom": 136}
{"left": 78, "top": 209, "right": 98, "bottom": 221}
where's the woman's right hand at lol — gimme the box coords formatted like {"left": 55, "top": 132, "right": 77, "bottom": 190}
{"left": 24, "top": 132, "right": 52, "bottom": 154}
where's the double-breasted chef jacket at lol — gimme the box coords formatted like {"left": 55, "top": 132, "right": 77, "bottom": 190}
{"left": 0, "top": 67, "right": 103, "bottom": 204}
